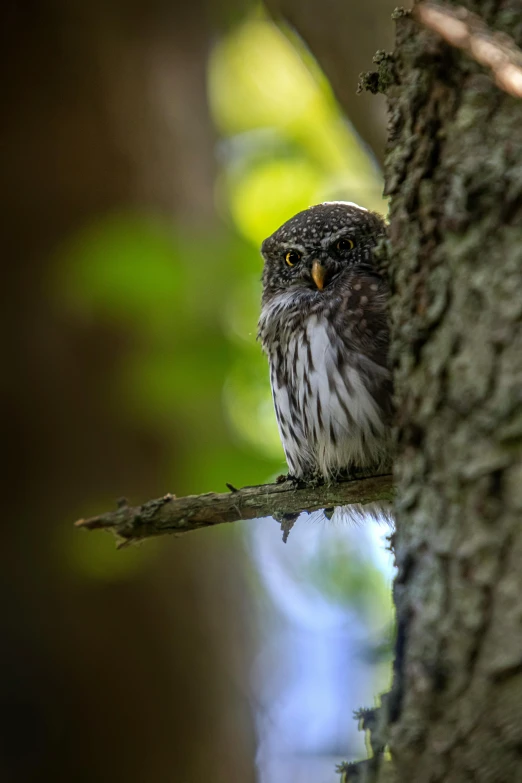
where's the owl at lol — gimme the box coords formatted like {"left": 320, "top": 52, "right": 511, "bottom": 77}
{"left": 258, "top": 201, "right": 393, "bottom": 482}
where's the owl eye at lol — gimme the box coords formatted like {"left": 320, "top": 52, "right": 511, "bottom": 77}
{"left": 336, "top": 237, "right": 354, "bottom": 252}
{"left": 285, "top": 250, "right": 301, "bottom": 267}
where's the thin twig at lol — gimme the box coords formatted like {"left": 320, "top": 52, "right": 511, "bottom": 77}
{"left": 414, "top": 2, "right": 522, "bottom": 98}
{"left": 75, "top": 472, "right": 394, "bottom": 547}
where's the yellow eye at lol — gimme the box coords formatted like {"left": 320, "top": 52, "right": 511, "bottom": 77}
{"left": 336, "top": 238, "right": 354, "bottom": 252}
{"left": 285, "top": 250, "right": 301, "bottom": 267}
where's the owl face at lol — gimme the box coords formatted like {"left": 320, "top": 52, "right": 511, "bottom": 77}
{"left": 261, "top": 202, "right": 385, "bottom": 302}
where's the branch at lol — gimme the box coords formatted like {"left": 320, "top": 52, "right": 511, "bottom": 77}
{"left": 74, "top": 472, "right": 394, "bottom": 547}
{"left": 414, "top": 2, "right": 522, "bottom": 98}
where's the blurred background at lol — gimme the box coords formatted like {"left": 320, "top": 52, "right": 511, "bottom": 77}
{"left": 2, "top": 1, "right": 398, "bottom": 781}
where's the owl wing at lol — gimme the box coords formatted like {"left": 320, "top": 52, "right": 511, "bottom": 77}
{"left": 336, "top": 272, "right": 393, "bottom": 423}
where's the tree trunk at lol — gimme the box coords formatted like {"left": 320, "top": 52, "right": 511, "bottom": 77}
{"left": 386, "top": 3, "right": 522, "bottom": 781}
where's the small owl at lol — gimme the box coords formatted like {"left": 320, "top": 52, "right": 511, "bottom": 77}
{"left": 258, "top": 201, "right": 393, "bottom": 482}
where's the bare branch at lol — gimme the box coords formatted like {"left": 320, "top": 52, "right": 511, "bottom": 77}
{"left": 75, "top": 472, "right": 394, "bottom": 546}
{"left": 414, "top": 2, "right": 522, "bottom": 98}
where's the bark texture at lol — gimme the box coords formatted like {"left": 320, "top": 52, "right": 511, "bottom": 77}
{"left": 385, "top": 2, "right": 522, "bottom": 781}
{"left": 76, "top": 472, "right": 394, "bottom": 543}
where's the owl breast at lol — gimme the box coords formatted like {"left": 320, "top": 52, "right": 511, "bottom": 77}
{"left": 260, "top": 308, "right": 391, "bottom": 480}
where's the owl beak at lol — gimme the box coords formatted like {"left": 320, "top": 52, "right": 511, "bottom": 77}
{"left": 311, "top": 260, "right": 326, "bottom": 291}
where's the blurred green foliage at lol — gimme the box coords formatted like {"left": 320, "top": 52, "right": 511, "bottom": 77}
{"left": 210, "top": 14, "right": 386, "bottom": 243}
{"left": 304, "top": 528, "right": 393, "bottom": 630}
{"left": 52, "top": 8, "right": 392, "bottom": 643}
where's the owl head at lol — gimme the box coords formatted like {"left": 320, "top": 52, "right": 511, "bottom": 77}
{"left": 260, "top": 202, "right": 386, "bottom": 302}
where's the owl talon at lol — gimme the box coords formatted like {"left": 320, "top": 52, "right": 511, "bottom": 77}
{"left": 276, "top": 473, "right": 304, "bottom": 487}
{"left": 301, "top": 472, "right": 325, "bottom": 489}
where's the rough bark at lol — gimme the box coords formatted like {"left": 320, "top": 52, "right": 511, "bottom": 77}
{"left": 384, "top": 2, "right": 522, "bottom": 781}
